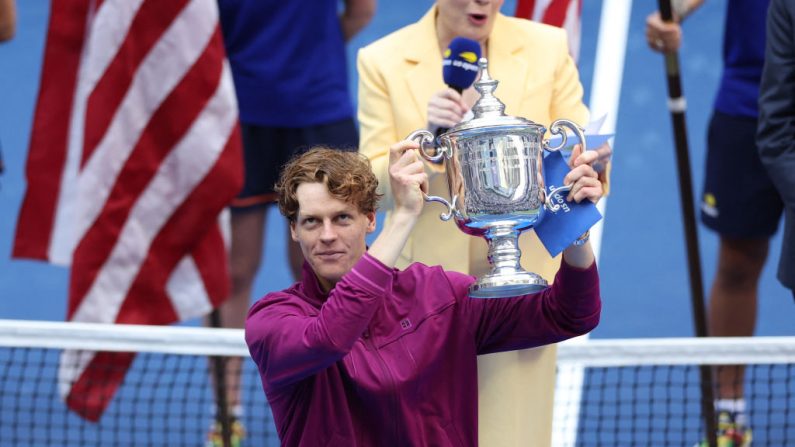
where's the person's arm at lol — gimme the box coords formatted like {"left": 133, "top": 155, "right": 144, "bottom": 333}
{"left": 453, "top": 150, "right": 603, "bottom": 353}
{"left": 645, "top": 0, "right": 705, "bottom": 53}
{"left": 340, "top": 0, "right": 375, "bottom": 42}
{"left": 245, "top": 254, "right": 391, "bottom": 392}
{"left": 245, "top": 140, "right": 428, "bottom": 390}
{"left": 453, "top": 259, "right": 600, "bottom": 354}
{"left": 366, "top": 140, "right": 427, "bottom": 268}
{"left": 561, "top": 144, "right": 603, "bottom": 269}
{"left": 0, "top": 0, "right": 16, "bottom": 42}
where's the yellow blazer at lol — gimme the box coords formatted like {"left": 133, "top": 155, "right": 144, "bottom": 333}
{"left": 358, "top": 6, "right": 589, "bottom": 279}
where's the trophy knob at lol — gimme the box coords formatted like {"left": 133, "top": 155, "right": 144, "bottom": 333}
{"left": 471, "top": 58, "right": 507, "bottom": 119}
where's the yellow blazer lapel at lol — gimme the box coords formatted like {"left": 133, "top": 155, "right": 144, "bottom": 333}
{"left": 403, "top": 6, "right": 444, "bottom": 127}
{"left": 487, "top": 14, "right": 530, "bottom": 116}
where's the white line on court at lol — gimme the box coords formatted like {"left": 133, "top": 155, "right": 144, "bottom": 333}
{"left": 551, "top": 1, "right": 632, "bottom": 445}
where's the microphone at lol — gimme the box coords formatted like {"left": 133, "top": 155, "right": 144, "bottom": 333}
{"left": 439, "top": 37, "right": 481, "bottom": 136}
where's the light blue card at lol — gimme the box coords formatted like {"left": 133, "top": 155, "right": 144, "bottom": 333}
{"left": 534, "top": 151, "right": 602, "bottom": 257}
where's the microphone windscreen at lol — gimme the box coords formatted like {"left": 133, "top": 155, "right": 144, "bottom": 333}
{"left": 442, "top": 37, "right": 481, "bottom": 91}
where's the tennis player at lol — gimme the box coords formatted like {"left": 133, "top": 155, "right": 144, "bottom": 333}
{"left": 245, "top": 140, "right": 603, "bottom": 445}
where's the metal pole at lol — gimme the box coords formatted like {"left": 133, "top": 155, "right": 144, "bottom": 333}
{"left": 209, "top": 309, "right": 232, "bottom": 447}
{"left": 655, "top": 1, "right": 717, "bottom": 445}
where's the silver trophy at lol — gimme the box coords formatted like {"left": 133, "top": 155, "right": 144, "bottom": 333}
{"left": 408, "top": 57, "right": 586, "bottom": 298}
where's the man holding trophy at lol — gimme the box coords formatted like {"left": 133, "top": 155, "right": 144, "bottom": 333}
{"left": 356, "top": 0, "right": 610, "bottom": 443}
{"left": 245, "top": 132, "right": 603, "bottom": 445}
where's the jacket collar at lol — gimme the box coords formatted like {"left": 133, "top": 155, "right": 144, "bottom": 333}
{"left": 402, "top": 6, "right": 529, "bottom": 120}
{"left": 298, "top": 261, "right": 328, "bottom": 308}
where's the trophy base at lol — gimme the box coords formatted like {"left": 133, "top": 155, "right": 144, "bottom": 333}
{"left": 468, "top": 271, "right": 549, "bottom": 298}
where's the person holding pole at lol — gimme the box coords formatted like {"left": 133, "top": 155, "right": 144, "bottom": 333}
{"left": 647, "top": 1, "right": 779, "bottom": 445}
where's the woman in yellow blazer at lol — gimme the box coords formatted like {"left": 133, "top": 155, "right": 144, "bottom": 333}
{"left": 357, "top": 1, "right": 599, "bottom": 445}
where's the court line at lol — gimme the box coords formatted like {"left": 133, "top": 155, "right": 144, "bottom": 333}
{"left": 551, "top": 1, "right": 632, "bottom": 445}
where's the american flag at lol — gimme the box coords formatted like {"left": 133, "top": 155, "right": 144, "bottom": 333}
{"left": 13, "top": 0, "right": 243, "bottom": 421}
{"left": 515, "top": 0, "right": 583, "bottom": 63}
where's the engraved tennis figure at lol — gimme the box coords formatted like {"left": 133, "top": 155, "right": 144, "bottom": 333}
{"left": 407, "top": 58, "right": 586, "bottom": 298}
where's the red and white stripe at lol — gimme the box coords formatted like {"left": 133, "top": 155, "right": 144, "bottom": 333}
{"left": 515, "top": 0, "right": 583, "bottom": 63}
{"left": 14, "top": 0, "right": 242, "bottom": 421}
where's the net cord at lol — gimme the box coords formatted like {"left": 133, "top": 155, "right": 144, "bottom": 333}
{"left": 0, "top": 319, "right": 792, "bottom": 366}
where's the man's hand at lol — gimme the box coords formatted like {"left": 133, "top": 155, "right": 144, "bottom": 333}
{"left": 388, "top": 140, "right": 429, "bottom": 219}
{"left": 563, "top": 147, "right": 603, "bottom": 205}
{"left": 367, "top": 140, "right": 429, "bottom": 268}
{"left": 567, "top": 142, "right": 611, "bottom": 192}
{"left": 427, "top": 88, "right": 468, "bottom": 130}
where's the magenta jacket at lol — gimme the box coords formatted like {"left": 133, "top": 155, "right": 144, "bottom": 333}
{"left": 245, "top": 253, "right": 601, "bottom": 446}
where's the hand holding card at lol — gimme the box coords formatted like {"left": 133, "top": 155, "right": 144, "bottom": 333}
{"left": 534, "top": 151, "right": 603, "bottom": 258}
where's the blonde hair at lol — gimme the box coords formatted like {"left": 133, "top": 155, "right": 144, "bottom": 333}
{"left": 275, "top": 148, "right": 381, "bottom": 222}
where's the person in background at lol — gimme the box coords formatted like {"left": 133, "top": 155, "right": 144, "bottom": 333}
{"left": 208, "top": 1, "right": 375, "bottom": 446}
{"left": 356, "top": 0, "right": 610, "bottom": 443}
{"left": 647, "top": 1, "right": 779, "bottom": 445}
{"left": 758, "top": 0, "right": 795, "bottom": 300}
{"left": 245, "top": 140, "right": 603, "bottom": 446}
{"left": 0, "top": 0, "right": 16, "bottom": 177}
{"left": 0, "top": 0, "right": 14, "bottom": 42}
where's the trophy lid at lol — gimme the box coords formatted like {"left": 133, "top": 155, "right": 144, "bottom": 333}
{"left": 444, "top": 58, "right": 543, "bottom": 135}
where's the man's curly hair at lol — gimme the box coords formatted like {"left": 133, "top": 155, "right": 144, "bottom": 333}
{"left": 275, "top": 147, "right": 382, "bottom": 222}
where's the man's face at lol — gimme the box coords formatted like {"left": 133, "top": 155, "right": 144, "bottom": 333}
{"left": 290, "top": 182, "right": 376, "bottom": 292}
{"left": 436, "top": 0, "right": 504, "bottom": 44}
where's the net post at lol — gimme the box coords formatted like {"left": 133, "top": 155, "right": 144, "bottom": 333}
{"left": 209, "top": 309, "right": 232, "bottom": 447}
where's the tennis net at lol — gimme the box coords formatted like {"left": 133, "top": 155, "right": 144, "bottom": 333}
{"left": 0, "top": 319, "right": 792, "bottom": 446}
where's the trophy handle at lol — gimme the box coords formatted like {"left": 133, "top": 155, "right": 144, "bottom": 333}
{"left": 543, "top": 119, "right": 584, "bottom": 212}
{"left": 407, "top": 129, "right": 449, "bottom": 163}
{"left": 543, "top": 119, "right": 587, "bottom": 153}
{"left": 545, "top": 185, "right": 572, "bottom": 212}
{"left": 425, "top": 194, "right": 456, "bottom": 221}
{"left": 405, "top": 130, "right": 455, "bottom": 221}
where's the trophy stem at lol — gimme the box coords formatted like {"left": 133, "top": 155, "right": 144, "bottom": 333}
{"left": 469, "top": 225, "right": 549, "bottom": 298}
{"left": 485, "top": 226, "right": 523, "bottom": 275}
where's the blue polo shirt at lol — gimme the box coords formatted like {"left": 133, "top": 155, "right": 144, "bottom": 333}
{"left": 714, "top": 0, "right": 770, "bottom": 118}
{"left": 218, "top": 0, "right": 353, "bottom": 127}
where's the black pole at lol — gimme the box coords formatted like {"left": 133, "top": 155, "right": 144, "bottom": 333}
{"left": 209, "top": 309, "right": 232, "bottom": 447}
{"left": 656, "top": 1, "right": 717, "bottom": 446}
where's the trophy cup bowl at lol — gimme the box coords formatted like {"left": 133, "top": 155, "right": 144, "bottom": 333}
{"left": 408, "top": 57, "right": 586, "bottom": 298}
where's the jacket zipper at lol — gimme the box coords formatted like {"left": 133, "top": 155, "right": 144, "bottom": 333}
{"left": 370, "top": 333, "right": 401, "bottom": 445}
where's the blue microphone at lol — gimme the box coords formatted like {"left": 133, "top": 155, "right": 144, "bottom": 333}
{"left": 437, "top": 37, "right": 481, "bottom": 137}
{"left": 442, "top": 37, "right": 481, "bottom": 94}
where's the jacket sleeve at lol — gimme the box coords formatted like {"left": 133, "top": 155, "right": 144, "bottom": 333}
{"left": 757, "top": 0, "right": 795, "bottom": 287}
{"left": 453, "top": 260, "right": 601, "bottom": 354}
{"left": 245, "top": 253, "right": 392, "bottom": 391}
{"left": 357, "top": 46, "right": 399, "bottom": 210}
{"left": 758, "top": 0, "right": 795, "bottom": 193}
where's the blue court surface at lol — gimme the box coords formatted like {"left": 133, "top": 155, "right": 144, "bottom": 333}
{"left": 0, "top": 0, "right": 791, "bottom": 341}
